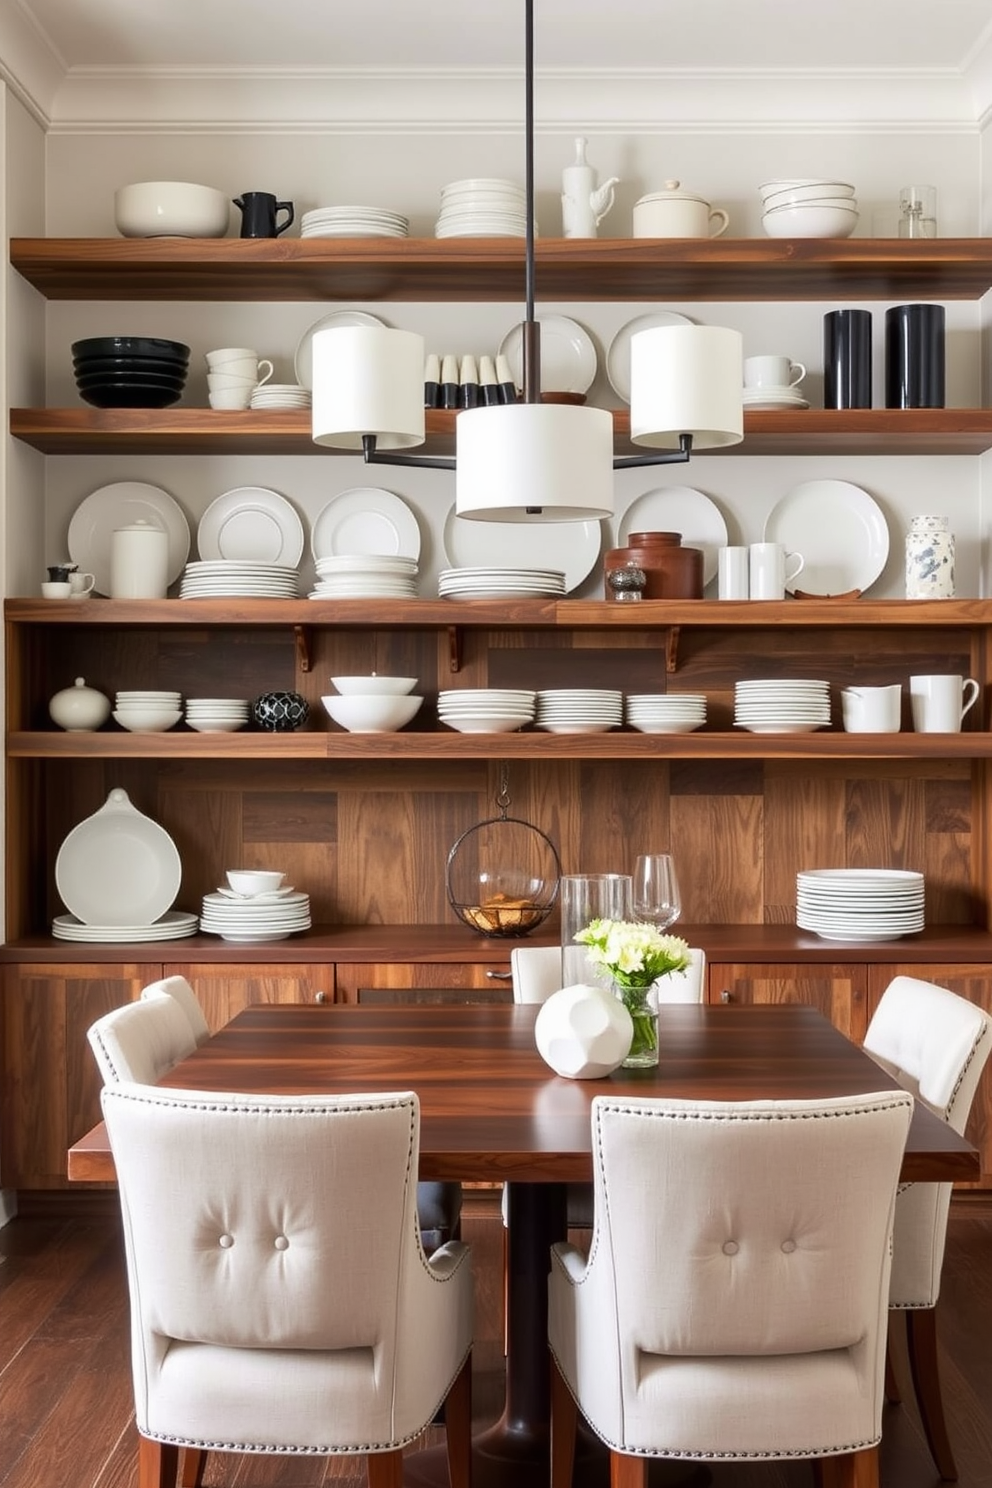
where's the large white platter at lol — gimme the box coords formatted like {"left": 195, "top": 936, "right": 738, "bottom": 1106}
{"left": 55, "top": 788, "right": 182, "bottom": 927}
{"left": 497, "top": 314, "right": 597, "bottom": 394}
{"left": 763, "top": 480, "right": 890, "bottom": 596}
{"left": 442, "top": 504, "right": 602, "bottom": 594}
{"left": 311, "top": 487, "right": 421, "bottom": 561}
{"left": 196, "top": 487, "right": 305, "bottom": 565}
{"left": 294, "top": 308, "right": 387, "bottom": 389}
{"left": 617, "top": 486, "right": 728, "bottom": 586}
{"left": 68, "top": 481, "right": 191, "bottom": 596}
{"left": 606, "top": 310, "right": 694, "bottom": 403}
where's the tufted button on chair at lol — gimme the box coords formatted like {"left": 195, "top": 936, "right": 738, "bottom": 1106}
{"left": 548, "top": 1090, "right": 914, "bottom": 1488}
{"left": 101, "top": 1082, "right": 474, "bottom": 1488}
{"left": 140, "top": 975, "right": 212, "bottom": 1046}
{"left": 863, "top": 974, "right": 992, "bottom": 1480}
{"left": 87, "top": 994, "right": 198, "bottom": 1086}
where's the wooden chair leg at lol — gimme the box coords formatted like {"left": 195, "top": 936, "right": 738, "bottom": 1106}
{"left": 550, "top": 1357, "right": 579, "bottom": 1488}
{"left": 884, "top": 1314, "right": 902, "bottom": 1404}
{"left": 366, "top": 1447, "right": 404, "bottom": 1488}
{"left": 905, "top": 1306, "right": 958, "bottom": 1480}
{"left": 443, "top": 1354, "right": 473, "bottom": 1488}
{"left": 179, "top": 1449, "right": 207, "bottom": 1488}
{"left": 816, "top": 1446, "right": 880, "bottom": 1488}
{"left": 610, "top": 1451, "right": 649, "bottom": 1488}
{"left": 138, "top": 1437, "right": 180, "bottom": 1488}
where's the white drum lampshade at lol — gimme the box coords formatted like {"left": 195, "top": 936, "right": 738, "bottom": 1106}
{"left": 455, "top": 402, "right": 614, "bottom": 521}
{"left": 311, "top": 326, "right": 426, "bottom": 450}
{"left": 630, "top": 324, "right": 744, "bottom": 449}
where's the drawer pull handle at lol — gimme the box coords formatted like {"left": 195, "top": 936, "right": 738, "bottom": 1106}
{"left": 315, "top": 990, "right": 328, "bottom": 1004}
{"left": 721, "top": 989, "right": 732, "bottom": 1003}
{"left": 486, "top": 970, "right": 513, "bottom": 981}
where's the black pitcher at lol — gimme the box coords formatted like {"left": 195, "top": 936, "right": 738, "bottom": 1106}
{"left": 233, "top": 192, "right": 294, "bottom": 238}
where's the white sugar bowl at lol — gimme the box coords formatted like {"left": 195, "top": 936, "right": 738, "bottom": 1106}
{"left": 49, "top": 676, "right": 112, "bottom": 731}
{"left": 633, "top": 180, "right": 730, "bottom": 239}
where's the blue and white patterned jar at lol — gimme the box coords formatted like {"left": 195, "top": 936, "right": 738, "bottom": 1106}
{"left": 905, "top": 514, "right": 955, "bottom": 600}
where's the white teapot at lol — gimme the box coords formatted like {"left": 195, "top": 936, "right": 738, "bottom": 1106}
{"left": 633, "top": 180, "right": 730, "bottom": 239}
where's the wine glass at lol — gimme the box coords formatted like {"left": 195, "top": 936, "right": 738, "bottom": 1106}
{"left": 631, "top": 854, "right": 682, "bottom": 930}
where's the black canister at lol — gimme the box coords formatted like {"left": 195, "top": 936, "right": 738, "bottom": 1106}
{"left": 823, "top": 308, "right": 872, "bottom": 409}
{"left": 885, "top": 303, "right": 945, "bottom": 408}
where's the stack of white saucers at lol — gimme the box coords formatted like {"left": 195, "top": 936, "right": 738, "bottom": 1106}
{"left": 199, "top": 884, "right": 312, "bottom": 943}
{"left": 52, "top": 909, "right": 199, "bottom": 943}
{"left": 113, "top": 689, "right": 183, "bottom": 732}
{"left": 250, "top": 382, "right": 311, "bottom": 410}
{"left": 310, "top": 554, "right": 419, "bottom": 599}
{"left": 184, "top": 697, "right": 250, "bottom": 732}
{"left": 734, "top": 678, "right": 831, "bottom": 734}
{"left": 796, "top": 868, "right": 925, "bottom": 942}
{"left": 438, "top": 688, "right": 536, "bottom": 733}
{"left": 625, "top": 693, "right": 707, "bottom": 734}
{"left": 536, "top": 689, "right": 624, "bottom": 734}
{"left": 180, "top": 560, "right": 299, "bottom": 598}
{"left": 438, "top": 567, "right": 566, "bottom": 600}
{"left": 435, "top": 178, "right": 530, "bottom": 238}
{"left": 301, "top": 205, "right": 409, "bottom": 238}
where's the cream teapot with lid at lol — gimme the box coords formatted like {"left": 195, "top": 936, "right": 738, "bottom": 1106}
{"left": 633, "top": 180, "right": 730, "bottom": 239}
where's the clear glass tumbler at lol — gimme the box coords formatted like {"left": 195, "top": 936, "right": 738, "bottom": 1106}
{"left": 560, "top": 873, "right": 631, "bottom": 986}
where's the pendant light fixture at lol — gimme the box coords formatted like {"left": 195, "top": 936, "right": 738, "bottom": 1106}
{"left": 311, "top": 0, "right": 744, "bottom": 522}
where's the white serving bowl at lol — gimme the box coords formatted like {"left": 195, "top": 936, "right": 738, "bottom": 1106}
{"left": 226, "top": 869, "right": 286, "bottom": 895}
{"left": 112, "top": 707, "right": 183, "bottom": 732}
{"left": 330, "top": 675, "right": 418, "bottom": 696}
{"left": 321, "top": 694, "right": 423, "bottom": 732}
{"left": 758, "top": 178, "right": 855, "bottom": 200}
{"left": 762, "top": 203, "right": 859, "bottom": 239}
{"left": 114, "top": 181, "right": 231, "bottom": 238}
{"left": 761, "top": 189, "right": 858, "bottom": 213}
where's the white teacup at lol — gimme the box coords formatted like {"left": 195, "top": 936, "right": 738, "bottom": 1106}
{"left": 744, "top": 354, "right": 806, "bottom": 389}
{"left": 909, "top": 674, "right": 980, "bottom": 733}
{"left": 41, "top": 580, "right": 71, "bottom": 599}
{"left": 748, "top": 541, "right": 804, "bottom": 600}
{"left": 206, "top": 346, "right": 257, "bottom": 366}
{"left": 209, "top": 387, "right": 253, "bottom": 410}
{"left": 207, "top": 361, "right": 273, "bottom": 390}
{"left": 68, "top": 571, "right": 96, "bottom": 598}
{"left": 841, "top": 684, "right": 902, "bottom": 733}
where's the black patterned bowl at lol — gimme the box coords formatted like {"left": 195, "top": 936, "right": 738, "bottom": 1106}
{"left": 252, "top": 691, "right": 309, "bottom": 732}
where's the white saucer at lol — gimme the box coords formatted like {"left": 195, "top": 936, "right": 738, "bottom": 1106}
{"left": 742, "top": 386, "right": 810, "bottom": 410}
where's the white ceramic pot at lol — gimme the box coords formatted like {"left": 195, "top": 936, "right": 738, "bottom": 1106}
{"left": 534, "top": 982, "right": 633, "bottom": 1079}
{"left": 633, "top": 180, "right": 730, "bottom": 239}
{"left": 48, "top": 676, "right": 112, "bottom": 731}
{"left": 905, "top": 514, "right": 955, "bottom": 599}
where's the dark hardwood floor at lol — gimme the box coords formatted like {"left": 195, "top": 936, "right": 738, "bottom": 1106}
{"left": 1, "top": 1192, "right": 990, "bottom": 1488}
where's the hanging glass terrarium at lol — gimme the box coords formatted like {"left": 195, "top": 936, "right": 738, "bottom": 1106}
{"left": 446, "top": 766, "right": 561, "bottom": 937}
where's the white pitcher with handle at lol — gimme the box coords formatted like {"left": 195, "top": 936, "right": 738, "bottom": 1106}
{"left": 561, "top": 137, "right": 619, "bottom": 239}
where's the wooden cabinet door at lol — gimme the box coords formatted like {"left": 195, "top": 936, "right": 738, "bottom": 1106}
{"left": 868, "top": 963, "right": 992, "bottom": 1189}
{"left": 1, "top": 961, "right": 161, "bottom": 1190}
{"left": 163, "top": 962, "right": 332, "bottom": 1032}
{"left": 708, "top": 961, "right": 868, "bottom": 1043}
{"left": 336, "top": 961, "right": 513, "bottom": 1005}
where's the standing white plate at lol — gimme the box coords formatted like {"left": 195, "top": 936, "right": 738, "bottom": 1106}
{"left": 606, "top": 311, "right": 694, "bottom": 403}
{"left": 617, "top": 486, "right": 728, "bottom": 587}
{"left": 763, "top": 480, "right": 890, "bottom": 595}
{"left": 197, "top": 487, "right": 305, "bottom": 565}
{"left": 68, "top": 481, "right": 191, "bottom": 596}
{"left": 497, "top": 315, "right": 597, "bottom": 394}
{"left": 55, "top": 788, "right": 182, "bottom": 927}
{"left": 442, "top": 505, "right": 602, "bottom": 594}
{"left": 311, "top": 488, "right": 421, "bottom": 561}
{"left": 294, "top": 309, "right": 387, "bottom": 389}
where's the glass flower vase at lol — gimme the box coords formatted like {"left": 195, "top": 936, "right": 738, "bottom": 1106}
{"left": 615, "top": 982, "right": 659, "bottom": 1068}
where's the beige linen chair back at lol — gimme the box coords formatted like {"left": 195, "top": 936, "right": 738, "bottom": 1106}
{"left": 87, "top": 994, "right": 197, "bottom": 1086}
{"left": 102, "top": 1082, "right": 473, "bottom": 1488}
{"left": 649, "top": 946, "right": 706, "bottom": 1004}
{"left": 140, "top": 974, "right": 211, "bottom": 1045}
{"left": 549, "top": 1090, "right": 913, "bottom": 1488}
{"left": 512, "top": 945, "right": 705, "bottom": 1004}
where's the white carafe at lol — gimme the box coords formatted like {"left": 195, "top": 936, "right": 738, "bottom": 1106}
{"left": 110, "top": 519, "right": 169, "bottom": 599}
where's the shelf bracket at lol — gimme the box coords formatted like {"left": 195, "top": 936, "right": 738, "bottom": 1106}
{"left": 294, "top": 625, "right": 312, "bottom": 673}
{"left": 666, "top": 626, "right": 680, "bottom": 674}
{"left": 447, "top": 626, "right": 463, "bottom": 673}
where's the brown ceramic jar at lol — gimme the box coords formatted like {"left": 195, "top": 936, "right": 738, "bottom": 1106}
{"left": 604, "top": 530, "right": 704, "bottom": 599}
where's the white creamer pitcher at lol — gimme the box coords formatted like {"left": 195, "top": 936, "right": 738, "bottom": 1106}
{"left": 110, "top": 519, "right": 169, "bottom": 599}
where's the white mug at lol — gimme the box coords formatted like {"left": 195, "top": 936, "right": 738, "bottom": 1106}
{"left": 718, "top": 546, "right": 749, "bottom": 600}
{"left": 909, "top": 674, "right": 980, "bottom": 733}
{"left": 744, "top": 355, "right": 806, "bottom": 389}
{"left": 748, "top": 541, "right": 804, "bottom": 600}
{"left": 68, "top": 571, "right": 96, "bottom": 598}
{"left": 841, "top": 684, "right": 902, "bottom": 733}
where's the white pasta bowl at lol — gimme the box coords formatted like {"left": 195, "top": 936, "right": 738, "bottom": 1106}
{"left": 330, "top": 675, "right": 418, "bottom": 696}
{"left": 322, "top": 694, "right": 423, "bottom": 733}
{"left": 762, "top": 202, "right": 859, "bottom": 238}
{"left": 112, "top": 707, "right": 182, "bottom": 732}
{"left": 114, "top": 181, "right": 231, "bottom": 238}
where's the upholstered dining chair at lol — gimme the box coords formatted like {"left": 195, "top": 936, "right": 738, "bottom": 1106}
{"left": 87, "top": 993, "right": 198, "bottom": 1086}
{"left": 863, "top": 974, "right": 992, "bottom": 1480}
{"left": 549, "top": 1090, "right": 914, "bottom": 1488}
{"left": 140, "top": 974, "right": 211, "bottom": 1045}
{"left": 101, "top": 1081, "right": 474, "bottom": 1488}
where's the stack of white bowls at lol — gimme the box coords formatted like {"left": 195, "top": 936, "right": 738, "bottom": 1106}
{"left": 322, "top": 675, "right": 424, "bottom": 734}
{"left": 759, "top": 179, "right": 858, "bottom": 239}
{"left": 535, "top": 689, "right": 624, "bottom": 734}
{"left": 438, "top": 688, "right": 537, "bottom": 733}
{"left": 435, "top": 178, "right": 530, "bottom": 238}
{"left": 625, "top": 693, "right": 707, "bottom": 734}
{"left": 112, "top": 689, "right": 182, "bottom": 732}
{"left": 309, "top": 555, "right": 418, "bottom": 599}
{"left": 184, "top": 697, "right": 250, "bottom": 732}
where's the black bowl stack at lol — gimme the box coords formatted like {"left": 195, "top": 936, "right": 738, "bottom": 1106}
{"left": 71, "top": 336, "right": 190, "bottom": 408}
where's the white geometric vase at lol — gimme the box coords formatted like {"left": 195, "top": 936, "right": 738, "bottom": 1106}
{"left": 534, "top": 982, "right": 633, "bottom": 1079}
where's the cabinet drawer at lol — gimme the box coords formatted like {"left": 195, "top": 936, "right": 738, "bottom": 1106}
{"left": 336, "top": 961, "right": 512, "bottom": 1005}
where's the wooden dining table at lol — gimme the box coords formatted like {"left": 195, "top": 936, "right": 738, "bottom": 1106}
{"left": 69, "top": 1000, "right": 980, "bottom": 1488}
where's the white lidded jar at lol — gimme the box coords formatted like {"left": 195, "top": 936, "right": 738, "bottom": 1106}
{"left": 49, "top": 676, "right": 112, "bottom": 731}
{"left": 905, "top": 514, "right": 955, "bottom": 599}
{"left": 110, "top": 519, "right": 169, "bottom": 599}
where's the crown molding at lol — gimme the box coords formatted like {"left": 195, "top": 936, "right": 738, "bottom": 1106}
{"left": 0, "top": 4, "right": 68, "bottom": 126}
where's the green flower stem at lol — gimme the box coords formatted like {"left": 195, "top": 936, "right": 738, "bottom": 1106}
{"left": 617, "top": 984, "right": 658, "bottom": 1058}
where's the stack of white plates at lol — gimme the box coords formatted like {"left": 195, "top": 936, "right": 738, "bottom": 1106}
{"left": 250, "top": 382, "right": 311, "bottom": 410}
{"left": 52, "top": 910, "right": 199, "bottom": 943}
{"left": 438, "top": 688, "right": 536, "bottom": 734}
{"left": 179, "top": 561, "right": 300, "bottom": 598}
{"left": 796, "top": 869, "right": 925, "bottom": 942}
{"left": 438, "top": 567, "right": 566, "bottom": 600}
{"left": 734, "top": 678, "right": 831, "bottom": 734}
{"left": 184, "top": 697, "right": 250, "bottom": 733}
{"left": 536, "top": 689, "right": 624, "bottom": 734}
{"left": 310, "top": 554, "right": 419, "bottom": 599}
{"left": 625, "top": 693, "right": 707, "bottom": 734}
{"left": 112, "top": 689, "right": 183, "bottom": 732}
{"left": 435, "top": 178, "right": 530, "bottom": 238}
{"left": 199, "top": 885, "right": 312, "bottom": 943}
{"left": 301, "top": 205, "right": 409, "bottom": 238}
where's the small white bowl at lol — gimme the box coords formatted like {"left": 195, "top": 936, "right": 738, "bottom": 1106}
{"left": 321, "top": 694, "right": 423, "bottom": 733}
{"left": 114, "top": 181, "right": 231, "bottom": 238}
{"left": 761, "top": 189, "right": 858, "bottom": 213}
{"left": 112, "top": 708, "right": 183, "bottom": 732}
{"left": 758, "top": 178, "right": 855, "bottom": 199}
{"left": 226, "top": 869, "right": 286, "bottom": 896}
{"left": 330, "top": 675, "right": 418, "bottom": 696}
{"left": 762, "top": 203, "right": 859, "bottom": 239}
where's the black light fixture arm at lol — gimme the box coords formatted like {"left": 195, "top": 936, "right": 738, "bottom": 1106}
{"left": 612, "top": 433, "right": 694, "bottom": 469}
{"left": 361, "top": 434, "right": 455, "bottom": 471}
